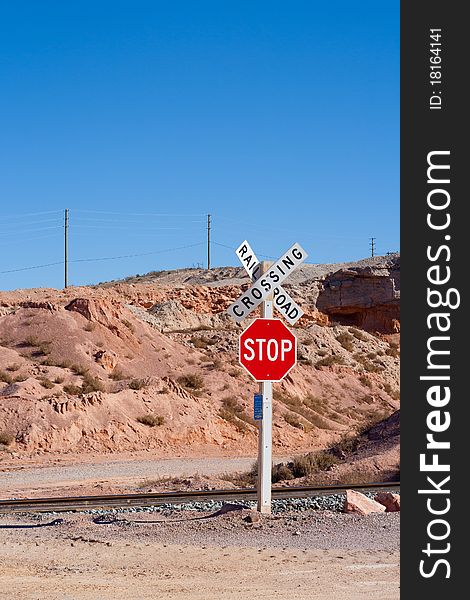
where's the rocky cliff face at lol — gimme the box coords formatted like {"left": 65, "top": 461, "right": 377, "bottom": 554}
{"left": 316, "top": 256, "right": 400, "bottom": 333}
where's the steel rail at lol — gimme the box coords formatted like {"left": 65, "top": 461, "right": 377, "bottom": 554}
{"left": 0, "top": 481, "right": 399, "bottom": 513}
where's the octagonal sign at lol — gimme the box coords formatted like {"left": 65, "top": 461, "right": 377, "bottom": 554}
{"left": 239, "top": 318, "right": 297, "bottom": 382}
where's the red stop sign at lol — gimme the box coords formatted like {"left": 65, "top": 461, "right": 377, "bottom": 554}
{"left": 239, "top": 318, "right": 297, "bottom": 382}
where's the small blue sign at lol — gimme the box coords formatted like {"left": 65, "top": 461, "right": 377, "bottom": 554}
{"left": 254, "top": 394, "right": 263, "bottom": 420}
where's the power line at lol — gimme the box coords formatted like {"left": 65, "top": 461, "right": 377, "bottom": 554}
{"left": 0, "top": 232, "right": 63, "bottom": 247}
{"left": 73, "top": 209, "right": 207, "bottom": 217}
{"left": 1, "top": 210, "right": 63, "bottom": 220}
{"left": 70, "top": 225, "right": 186, "bottom": 231}
{"left": 0, "top": 218, "right": 64, "bottom": 229}
{"left": 0, "top": 242, "right": 206, "bottom": 275}
{"left": 0, "top": 226, "right": 63, "bottom": 237}
{"left": 71, "top": 217, "right": 206, "bottom": 224}
{"left": 0, "top": 261, "right": 64, "bottom": 274}
{"left": 212, "top": 240, "right": 277, "bottom": 260}
{"left": 71, "top": 242, "right": 205, "bottom": 264}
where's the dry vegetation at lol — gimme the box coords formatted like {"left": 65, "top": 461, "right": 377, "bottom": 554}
{"left": 136, "top": 414, "right": 165, "bottom": 427}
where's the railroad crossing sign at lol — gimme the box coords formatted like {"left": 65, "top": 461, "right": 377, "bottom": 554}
{"left": 233, "top": 240, "right": 304, "bottom": 325}
{"left": 239, "top": 318, "right": 297, "bottom": 382}
{"left": 226, "top": 240, "right": 308, "bottom": 515}
{"left": 227, "top": 241, "right": 308, "bottom": 324}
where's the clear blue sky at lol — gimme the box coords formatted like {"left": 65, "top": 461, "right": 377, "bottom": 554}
{"left": 0, "top": 1, "right": 399, "bottom": 290}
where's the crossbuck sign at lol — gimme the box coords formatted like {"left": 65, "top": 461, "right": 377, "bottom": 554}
{"left": 227, "top": 240, "right": 308, "bottom": 325}
{"left": 226, "top": 240, "right": 307, "bottom": 515}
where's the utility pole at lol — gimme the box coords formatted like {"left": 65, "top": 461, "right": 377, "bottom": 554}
{"left": 258, "top": 260, "right": 273, "bottom": 514}
{"left": 370, "top": 237, "right": 376, "bottom": 258}
{"left": 207, "top": 213, "right": 211, "bottom": 270}
{"left": 64, "top": 208, "right": 69, "bottom": 288}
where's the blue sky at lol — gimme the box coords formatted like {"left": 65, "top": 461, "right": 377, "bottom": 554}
{"left": 0, "top": 1, "right": 399, "bottom": 290}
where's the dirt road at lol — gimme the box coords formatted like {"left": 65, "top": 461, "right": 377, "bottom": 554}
{"left": 0, "top": 510, "right": 399, "bottom": 600}
{"left": 0, "top": 456, "right": 270, "bottom": 498}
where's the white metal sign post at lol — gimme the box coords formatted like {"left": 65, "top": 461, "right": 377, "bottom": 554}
{"left": 258, "top": 261, "right": 273, "bottom": 514}
{"left": 228, "top": 241, "right": 307, "bottom": 513}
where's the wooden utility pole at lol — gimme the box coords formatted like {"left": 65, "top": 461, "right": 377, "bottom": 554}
{"left": 64, "top": 208, "right": 69, "bottom": 288}
{"left": 257, "top": 260, "right": 273, "bottom": 514}
{"left": 207, "top": 213, "right": 211, "bottom": 270}
{"left": 370, "top": 237, "right": 376, "bottom": 257}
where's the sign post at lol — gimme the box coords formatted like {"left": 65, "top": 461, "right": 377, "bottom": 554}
{"left": 258, "top": 261, "right": 273, "bottom": 514}
{"left": 228, "top": 242, "right": 307, "bottom": 513}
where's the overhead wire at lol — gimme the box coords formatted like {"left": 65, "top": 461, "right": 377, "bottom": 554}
{"left": 0, "top": 242, "right": 205, "bottom": 274}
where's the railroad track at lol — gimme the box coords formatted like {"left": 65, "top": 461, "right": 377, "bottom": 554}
{"left": 0, "top": 481, "right": 399, "bottom": 513}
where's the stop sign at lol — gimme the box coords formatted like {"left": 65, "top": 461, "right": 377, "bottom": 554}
{"left": 239, "top": 318, "right": 297, "bottom": 382}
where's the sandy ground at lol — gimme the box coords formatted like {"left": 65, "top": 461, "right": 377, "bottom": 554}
{"left": 0, "top": 510, "right": 399, "bottom": 600}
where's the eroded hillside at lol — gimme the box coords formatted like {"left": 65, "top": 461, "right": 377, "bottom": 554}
{"left": 0, "top": 255, "right": 400, "bottom": 462}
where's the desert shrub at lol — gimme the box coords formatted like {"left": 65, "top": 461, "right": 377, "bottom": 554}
{"left": 317, "top": 349, "right": 329, "bottom": 357}
{"left": 348, "top": 327, "right": 367, "bottom": 341}
{"left": 331, "top": 434, "right": 361, "bottom": 456}
{"left": 367, "top": 352, "right": 377, "bottom": 359}
{"left": 81, "top": 374, "right": 105, "bottom": 394}
{"left": 219, "top": 409, "right": 249, "bottom": 432}
{"left": 0, "top": 370, "right": 13, "bottom": 384}
{"left": 122, "top": 319, "right": 135, "bottom": 332}
{"left": 361, "top": 394, "right": 375, "bottom": 405}
{"left": 275, "top": 393, "right": 332, "bottom": 430}
{"left": 6, "top": 363, "right": 21, "bottom": 372}
{"left": 386, "top": 346, "right": 399, "bottom": 357}
{"left": 49, "top": 358, "right": 72, "bottom": 369}
{"left": 271, "top": 463, "right": 294, "bottom": 483}
{"left": 13, "top": 374, "right": 27, "bottom": 383}
{"left": 53, "top": 376, "right": 65, "bottom": 384}
{"left": 354, "top": 353, "right": 383, "bottom": 373}
{"left": 292, "top": 451, "right": 339, "bottom": 477}
{"left": 218, "top": 396, "right": 254, "bottom": 432}
{"left": 63, "top": 384, "right": 83, "bottom": 396}
{"left": 109, "top": 368, "right": 126, "bottom": 381}
{"left": 137, "top": 414, "right": 165, "bottom": 427}
{"left": 208, "top": 358, "right": 222, "bottom": 369}
{"left": 71, "top": 364, "right": 89, "bottom": 376}
{"left": 32, "top": 342, "right": 52, "bottom": 357}
{"left": 315, "top": 354, "right": 345, "bottom": 369}
{"left": 363, "top": 362, "right": 384, "bottom": 373}
{"left": 22, "top": 335, "right": 41, "bottom": 347}
{"left": 359, "top": 375, "right": 372, "bottom": 387}
{"left": 284, "top": 412, "right": 303, "bottom": 429}
{"left": 0, "top": 432, "right": 15, "bottom": 446}
{"left": 39, "top": 377, "right": 54, "bottom": 389}
{"left": 128, "top": 378, "right": 149, "bottom": 390}
{"left": 177, "top": 373, "right": 203, "bottom": 390}
{"left": 190, "top": 336, "right": 208, "bottom": 349}
{"left": 336, "top": 332, "right": 354, "bottom": 352}
{"left": 84, "top": 322, "right": 95, "bottom": 332}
